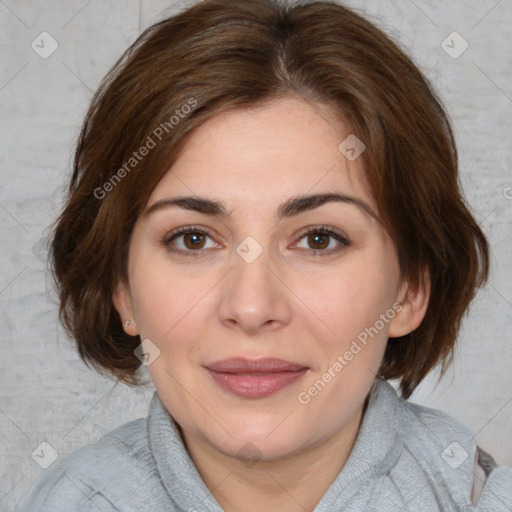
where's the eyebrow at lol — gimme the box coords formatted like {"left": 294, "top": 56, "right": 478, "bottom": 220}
{"left": 144, "top": 193, "right": 378, "bottom": 221}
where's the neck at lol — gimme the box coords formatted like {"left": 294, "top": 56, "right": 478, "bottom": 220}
{"left": 181, "top": 403, "right": 366, "bottom": 512}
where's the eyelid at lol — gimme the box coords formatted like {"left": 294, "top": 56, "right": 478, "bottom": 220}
{"left": 295, "top": 225, "right": 349, "bottom": 244}
{"left": 163, "top": 225, "right": 214, "bottom": 243}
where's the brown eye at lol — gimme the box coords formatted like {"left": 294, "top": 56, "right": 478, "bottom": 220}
{"left": 307, "top": 232, "right": 330, "bottom": 250}
{"left": 295, "top": 227, "right": 350, "bottom": 255}
{"left": 163, "top": 226, "right": 217, "bottom": 256}
{"left": 182, "top": 232, "right": 206, "bottom": 250}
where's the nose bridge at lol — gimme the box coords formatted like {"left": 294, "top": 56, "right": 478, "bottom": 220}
{"left": 217, "top": 233, "right": 291, "bottom": 333}
{"left": 230, "top": 234, "right": 276, "bottom": 300}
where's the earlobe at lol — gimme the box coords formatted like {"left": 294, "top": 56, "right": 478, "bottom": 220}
{"left": 388, "top": 270, "right": 430, "bottom": 338}
{"left": 112, "top": 281, "right": 139, "bottom": 336}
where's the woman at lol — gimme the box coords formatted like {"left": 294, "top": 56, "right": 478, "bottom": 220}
{"left": 17, "top": 0, "right": 512, "bottom": 510}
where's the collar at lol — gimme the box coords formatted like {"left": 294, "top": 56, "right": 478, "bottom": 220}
{"left": 147, "top": 377, "right": 404, "bottom": 511}
{"left": 313, "top": 378, "right": 405, "bottom": 510}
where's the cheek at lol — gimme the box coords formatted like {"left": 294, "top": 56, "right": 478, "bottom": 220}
{"left": 297, "top": 258, "right": 398, "bottom": 344}
{"left": 129, "top": 251, "right": 216, "bottom": 344}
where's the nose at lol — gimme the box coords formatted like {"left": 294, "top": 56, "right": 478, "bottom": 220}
{"left": 217, "top": 244, "right": 292, "bottom": 335}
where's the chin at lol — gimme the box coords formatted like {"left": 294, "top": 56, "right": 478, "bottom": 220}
{"left": 219, "top": 435, "right": 304, "bottom": 464}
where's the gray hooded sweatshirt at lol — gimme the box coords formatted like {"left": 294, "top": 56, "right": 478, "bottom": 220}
{"left": 16, "top": 378, "right": 512, "bottom": 511}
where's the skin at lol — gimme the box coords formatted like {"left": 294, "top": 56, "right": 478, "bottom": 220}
{"left": 113, "top": 95, "right": 430, "bottom": 512}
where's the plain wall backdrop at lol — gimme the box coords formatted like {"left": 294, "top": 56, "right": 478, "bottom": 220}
{"left": 1, "top": 0, "right": 511, "bottom": 510}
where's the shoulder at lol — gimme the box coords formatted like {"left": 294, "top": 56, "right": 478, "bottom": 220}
{"left": 393, "top": 394, "right": 512, "bottom": 510}
{"left": 16, "top": 417, "right": 172, "bottom": 512}
{"left": 400, "top": 397, "right": 475, "bottom": 457}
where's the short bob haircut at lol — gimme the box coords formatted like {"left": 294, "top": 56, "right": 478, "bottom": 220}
{"left": 50, "top": 0, "right": 489, "bottom": 399}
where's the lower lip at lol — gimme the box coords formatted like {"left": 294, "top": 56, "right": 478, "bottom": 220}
{"left": 205, "top": 368, "right": 308, "bottom": 398}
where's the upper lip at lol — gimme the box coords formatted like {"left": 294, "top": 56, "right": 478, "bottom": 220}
{"left": 205, "top": 358, "right": 308, "bottom": 373}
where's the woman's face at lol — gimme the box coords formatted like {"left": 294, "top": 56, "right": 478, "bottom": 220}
{"left": 114, "top": 95, "right": 422, "bottom": 462}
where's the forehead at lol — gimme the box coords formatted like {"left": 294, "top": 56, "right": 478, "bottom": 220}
{"left": 148, "top": 95, "right": 374, "bottom": 213}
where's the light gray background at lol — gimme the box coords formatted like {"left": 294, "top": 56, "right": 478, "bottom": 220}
{"left": 1, "top": 0, "right": 511, "bottom": 510}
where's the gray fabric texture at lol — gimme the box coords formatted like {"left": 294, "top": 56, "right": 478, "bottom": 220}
{"left": 16, "top": 378, "right": 512, "bottom": 511}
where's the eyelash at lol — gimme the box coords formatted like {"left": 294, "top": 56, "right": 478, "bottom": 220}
{"left": 162, "top": 225, "right": 350, "bottom": 258}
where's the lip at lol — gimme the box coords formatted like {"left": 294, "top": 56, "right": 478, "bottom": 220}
{"left": 204, "top": 358, "right": 309, "bottom": 399}
{"left": 205, "top": 357, "right": 308, "bottom": 373}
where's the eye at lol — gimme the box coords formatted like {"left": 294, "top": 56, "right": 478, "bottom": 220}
{"left": 294, "top": 226, "right": 350, "bottom": 256}
{"left": 162, "top": 226, "right": 217, "bottom": 257}
{"left": 162, "top": 225, "right": 350, "bottom": 258}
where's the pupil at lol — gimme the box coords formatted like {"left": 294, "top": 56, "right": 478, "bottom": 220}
{"left": 310, "top": 233, "right": 328, "bottom": 249}
{"left": 185, "top": 233, "right": 204, "bottom": 249}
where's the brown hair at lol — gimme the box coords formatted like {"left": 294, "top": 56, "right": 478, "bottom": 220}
{"left": 50, "top": 0, "right": 489, "bottom": 399}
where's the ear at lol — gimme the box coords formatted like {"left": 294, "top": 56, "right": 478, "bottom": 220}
{"left": 388, "top": 269, "right": 430, "bottom": 338}
{"left": 112, "top": 280, "right": 139, "bottom": 336}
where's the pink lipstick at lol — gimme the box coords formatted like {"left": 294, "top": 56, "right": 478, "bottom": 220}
{"left": 204, "top": 358, "right": 308, "bottom": 399}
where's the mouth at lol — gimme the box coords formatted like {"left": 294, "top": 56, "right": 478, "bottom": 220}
{"left": 204, "top": 358, "right": 309, "bottom": 399}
